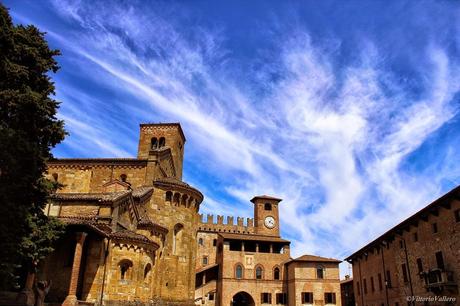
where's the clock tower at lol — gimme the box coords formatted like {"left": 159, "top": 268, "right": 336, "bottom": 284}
{"left": 251, "top": 195, "right": 282, "bottom": 237}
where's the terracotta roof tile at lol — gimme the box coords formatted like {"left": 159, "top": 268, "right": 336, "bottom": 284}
{"left": 288, "top": 254, "right": 341, "bottom": 264}
{"left": 50, "top": 191, "right": 130, "bottom": 202}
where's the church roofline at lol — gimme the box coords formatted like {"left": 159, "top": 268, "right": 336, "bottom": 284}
{"left": 140, "top": 122, "right": 186, "bottom": 142}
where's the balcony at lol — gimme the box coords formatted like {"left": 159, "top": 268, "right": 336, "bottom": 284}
{"left": 422, "top": 269, "right": 457, "bottom": 293}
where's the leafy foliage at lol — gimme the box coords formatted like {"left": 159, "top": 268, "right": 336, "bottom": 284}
{"left": 0, "top": 4, "right": 66, "bottom": 289}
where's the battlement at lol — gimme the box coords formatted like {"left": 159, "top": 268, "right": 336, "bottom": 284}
{"left": 197, "top": 214, "right": 255, "bottom": 234}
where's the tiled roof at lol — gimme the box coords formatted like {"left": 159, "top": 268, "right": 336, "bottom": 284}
{"left": 111, "top": 229, "right": 159, "bottom": 248}
{"left": 154, "top": 177, "right": 191, "bottom": 188}
{"left": 288, "top": 254, "right": 341, "bottom": 264}
{"left": 59, "top": 216, "right": 111, "bottom": 236}
{"left": 132, "top": 186, "right": 154, "bottom": 199}
{"left": 50, "top": 191, "right": 130, "bottom": 202}
{"left": 218, "top": 232, "right": 290, "bottom": 243}
{"left": 196, "top": 263, "right": 219, "bottom": 274}
{"left": 153, "top": 177, "right": 203, "bottom": 202}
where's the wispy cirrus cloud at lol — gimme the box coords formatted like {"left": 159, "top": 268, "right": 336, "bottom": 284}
{"left": 7, "top": 0, "right": 460, "bottom": 276}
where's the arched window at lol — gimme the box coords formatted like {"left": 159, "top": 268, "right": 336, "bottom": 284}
{"left": 52, "top": 173, "right": 58, "bottom": 182}
{"left": 181, "top": 194, "right": 188, "bottom": 207}
{"left": 173, "top": 193, "right": 180, "bottom": 206}
{"left": 264, "top": 203, "right": 272, "bottom": 211}
{"left": 165, "top": 191, "right": 172, "bottom": 202}
{"left": 317, "top": 265, "right": 324, "bottom": 279}
{"left": 235, "top": 264, "right": 243, "bottom": 279}
{"left": 255, "top": 266, "right": 263, "bottom": 279}
{"left": 118, "top": 259, "right": 133, "bottom": 281}
{"left": 144, "top": 263, "right": 152, "bottom": 281}
{"left": 159, "top": 137, "right": 166, "bottom": 147}
{"left": 173, "top": 224, "right": 183, "bottom": 255}
{"left": 274, "top": 267, "right": 280, "bottom": 280}
{"left": 198, "top": 238, "right": 204, "bottom": 246}
{"left": 151, "top": 137, "right": 158, "bottom": 149}
{"left": 120, "top": 174, "right": 127, "bottom": 182}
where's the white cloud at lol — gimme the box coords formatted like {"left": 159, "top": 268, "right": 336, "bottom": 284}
{"left": 38, "top": 0, "right": 460, "bottom": 278}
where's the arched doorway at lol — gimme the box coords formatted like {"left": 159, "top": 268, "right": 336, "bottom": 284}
{"left": 232, "top": 291, "right": 255, "bottom": 306}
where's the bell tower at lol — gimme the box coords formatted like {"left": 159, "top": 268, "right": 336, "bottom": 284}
{"left": 137, "top": 123, "right": 186, "bottom": 180}
{"left": 251, "top": 195, "right": 282, "bottom": 237}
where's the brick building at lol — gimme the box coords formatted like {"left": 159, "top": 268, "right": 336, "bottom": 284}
{"left": 340, "top": 276, "right": 354, "bottom": 306}
{"left": 40, "top": 122, "right": 342, "bottom": 306}
{"left": 195, "top": 196, "right": 342, "bottom": 306}
{"left": 344, "top": 186, "right": 460, "bottom": 306}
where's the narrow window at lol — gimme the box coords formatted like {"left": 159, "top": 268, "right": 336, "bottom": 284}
{"left": 198, "top": 238, "right": 203, "bottom": 246}
{"left": 159, "top": 137, "right": 165, "bottom": 147}
{"left": 402, "top": 264, "right": 408, "bottom": 283}
{"left": 356, "top": 281, "right": 360, "bottom": 296}
{"left": 235, "top": 265, "right": 243, "bottom": 279}
{"left": 52, "top": 173, "right": 58, "bottom": 182}
{"left": 301, "top": 292, "right": 313, "bottom": 303}
{"left": 213, "top": 239, "right": 217, "bottom": 246}
{"left": 316, "top": 265, "right": 324, "bottom": 279}
{"left": 256, "top": 266, "right": 263, "bottom": 279}
{"left": 378, "top": 273, "right": 382, "bottom": 291}
{"left": 120, "top": 174, "right": 127, "bottom": 182}
{"left": 363, "top": 278, "right": 367, "bottom": 294}
{"left": 386, "top": 270, "right": 392, "bottom": 288}
{"left": 435, "top": 251, "right": 444, "bottom": 270}
{"left": 455, "top": 209, "right": 460, "bottom": 222}
{"left": 324, "top": 292, "right": 336, "bottom": 304}
{"left": 432, "top": 223, "right": 438, "bottom": 234}
{"left": 173, "top": 224, "right": 183, "bottom": 255}
{"left": 399, "top": 240, "right": 404, "bottom": 249}
{"left": 143, "top": 263, "right": 152, "bottom": 281}
{"left": 202, "top": 256, "right": 208, "bottom": 265}
{"left": 261, "top": 293, "right": 271, "bottom": 304}
{"left": 165, "top": 191, "right": 172, "bottom": 202}
{"left": 371, "top": 276, "right": 375, "bottom": 292}
{"left": 264, "top": 203, "right": 272, "bottom": 210}
{"left": 151, "top": 137, "right": 158, "bottom": 149}
{"left": 274, "top": 267, "right": 280, "bottom": 280}
{"left": 413, "top": 232, "right": 418, "bottom": 242}
{"left": 416, "top": 258, "right": 423, "bottom": 273}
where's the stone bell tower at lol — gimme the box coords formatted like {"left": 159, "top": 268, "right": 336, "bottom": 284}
{"left": 251, "top": 195, "right": 282, "bottom": 237}
{"left": 137, "top": 123, "right": 186, "bottom": 180}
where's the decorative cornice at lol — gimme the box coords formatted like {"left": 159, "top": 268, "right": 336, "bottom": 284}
{"left": 153, "top": 177, "right": 203, "bottom": 203}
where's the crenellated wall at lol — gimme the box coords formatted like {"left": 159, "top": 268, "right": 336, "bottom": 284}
{"left": 197, "top": 214, "right": 255, "bottom": 234}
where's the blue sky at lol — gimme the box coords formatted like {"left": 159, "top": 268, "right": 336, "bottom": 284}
{"left": 5, "top": 0, "right": 460, "bottom": 276}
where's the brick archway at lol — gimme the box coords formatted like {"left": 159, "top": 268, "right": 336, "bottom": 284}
{"left": 232, "top": 291, "right": 255, "bottom": 306}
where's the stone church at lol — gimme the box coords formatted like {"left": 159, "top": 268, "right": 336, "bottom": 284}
{"left": 41, "top": 123, "right": 342, "bottom": 306}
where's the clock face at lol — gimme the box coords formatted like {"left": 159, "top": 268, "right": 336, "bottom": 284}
{"left": 264, "top": 216, "right": 276, "bottom": 229}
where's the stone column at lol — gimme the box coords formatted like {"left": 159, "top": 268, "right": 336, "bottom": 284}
{"left": 270, "top": 244, "right": 273, "bottom": 253}
{"left": 63, "top": 232, "right": 87, "bottom": 306}
{"left": 256, "top": 243, "right": 259, "bottom": 253}
{"left": 241, "top": 241, "right": 245, "bottom": 252}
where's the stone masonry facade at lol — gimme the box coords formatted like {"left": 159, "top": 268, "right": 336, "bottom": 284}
{"left": 40, "top": 122, "right": 343, "bottom": 306}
